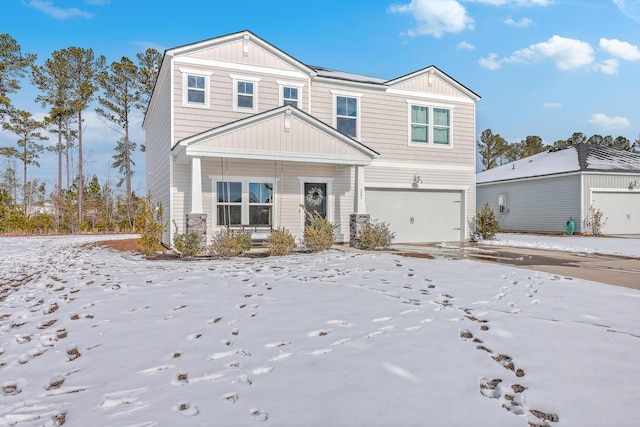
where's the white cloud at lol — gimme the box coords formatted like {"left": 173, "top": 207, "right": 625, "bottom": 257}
{"left": 589, "top": 113, "right": 630, "bottom": 130}
{"left": 478, "top": 53, "right": 502, "bottom": 70}
{"left": 457, "top": 41, "right": 475, "bottom": 50}
{"left": 503, "top": 35, "right": 594, "bottom": 70}
{"left": 504, "top": 17, "right": 534, "bottom": 27}
{"left": 613, "top": 0, "right": 640, "bottom": 22}
{"left": 599, "top": 38, "right": 640, "bottom": 61}
{"left": 595, "top": 58, "right": 620, "bottom": 75}
{"left": 388, "top": 0, "right": 474, "bottom": 38}
{"left": 26, "top": 0, "right": 94, "bottom": 19}
{"left": 543, "top": 102, "right": 562, "bottom": 108}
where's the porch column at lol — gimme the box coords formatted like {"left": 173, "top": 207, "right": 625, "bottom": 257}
{"left": 186, "top": 156, "right": 207, "bottom": 249}
{"left": 191, "top": 157, "right": 203, "bottom": 213}
{"left": 355, "top": 165, "right": 366, "bottom": 214}
{"left": 350, "top": 165, "right": 370, "bottom": 248}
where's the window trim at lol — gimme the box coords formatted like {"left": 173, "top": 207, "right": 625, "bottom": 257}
{"left": 331, "top": 89, "right": 362, "bottom": 140}
{"left": 230, "top": 74, "right": 261, "bottom": 113}
{"left": 406, "top": 99, "right": 454, "bottom": 148}
{"left": 179, "top": 67, "right": 213, "bottom": 109}
{"left": 277, "top": 80, "right": 304, "bottom": 108}
{"left": 210, "top": 176, "right": 278, "bottom": 228}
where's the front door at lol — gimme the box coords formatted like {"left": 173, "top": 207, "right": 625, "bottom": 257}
{"left": 304, "top": 182, "right": 327, "bottom": 225}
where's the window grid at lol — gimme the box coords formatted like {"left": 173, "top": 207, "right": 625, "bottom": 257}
{"left": 237, "top": 81, "right": 254, "bottom": 109}
{"left": 408, "top": 103, "right": 451, "bottom": 146}
{"left": 336, "top": 96, "right": 358, "bottom": 138}
{"left": 283, "top": 87, "right": 298, "bottom": 107}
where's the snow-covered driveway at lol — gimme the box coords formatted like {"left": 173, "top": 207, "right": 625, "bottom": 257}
{"left": 1, "top": 235, "right": 640, "bottom": 426}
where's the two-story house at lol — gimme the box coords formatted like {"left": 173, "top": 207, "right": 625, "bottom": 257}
{"left": 143, "top": 30, "right": 480, "bottom": 247}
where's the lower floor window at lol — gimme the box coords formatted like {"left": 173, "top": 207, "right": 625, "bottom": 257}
{"left": 216, "top": 180, "right": 273, "bottom": 227}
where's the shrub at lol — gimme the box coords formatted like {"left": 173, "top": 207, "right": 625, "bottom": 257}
{"left": 234, "top": 228, "right": 253, "bottom": 253}
{"left": 209, "top": 228, "right": 247, "bottom": 258}
{"left": 302, "top": 206, "right": 338, "bottom": 252}
{"left": 268, "top": 228, "right": 296, "bottom": 256}
{"left": 135, "top": 192, "right": 166, "bottom": 256}
{"left": 359, "top": 220, "right": 396, "bottom": 250}
{"left": 172, "top": 221, "right": 202, "bottom": 260}
{"left": 584, "top": 205, "right": 607, "bottom": 236}
{"left": 474, "top": 202, "right": 499, "bottom": 240}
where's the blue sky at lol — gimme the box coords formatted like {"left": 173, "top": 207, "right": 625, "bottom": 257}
{"left": 2, "top": 0, "right": 640, "bottom": 193}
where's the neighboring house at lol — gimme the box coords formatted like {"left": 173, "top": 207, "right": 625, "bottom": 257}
{"left": 143, "top": 30, "right": 480, "bottom": 246}
{"left": 476, "top": 143, "right": 640, "bottom": 235}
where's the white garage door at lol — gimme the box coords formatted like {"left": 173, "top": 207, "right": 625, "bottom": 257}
{"left": 592, "top": 191, "right": 640, "bottom": 235}
{"left": 366, "top": 188, "right": 463, "bottom": 243}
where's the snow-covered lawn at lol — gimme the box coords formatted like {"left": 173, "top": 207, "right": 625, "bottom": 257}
{"left": 480, "top": 232, "right": 640, "bottom": 258}
{"left": 1, "top": 235, "right": 640, "bottom": 426}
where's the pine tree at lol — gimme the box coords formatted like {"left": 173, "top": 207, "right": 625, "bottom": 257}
{"left": 96, "top": 56, "right": 139, "bottom": 227}
{"left": 135, "top": 48, "right": 162, "bottom": 113}
{"left": 31, "top": 50, "right": 75, "bottom": 197}
{"left": 477, "top": 129, "right": 508, "bottom": 170}
{"left": 0, "top": 34, "right": 36, "bottom": 119}
{"left": 58, "top": 47, "right": 105, "bottom": 225}
{"left": 1, "top": 109, "right": 48, "bottom": 212}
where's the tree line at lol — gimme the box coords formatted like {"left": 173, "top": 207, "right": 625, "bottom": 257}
{"left": 477, "top": 129, "right": 640, "bottom": 170}
{"left": 0, "top": 33, "right": 161, "bottom": 234}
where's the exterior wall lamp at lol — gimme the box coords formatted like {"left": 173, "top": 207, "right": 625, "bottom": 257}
{"left": 412, "top": 173, "right": 423, "bottom": 188}
{"left": 628, "top": 179, "right": 638, "bottom": 190}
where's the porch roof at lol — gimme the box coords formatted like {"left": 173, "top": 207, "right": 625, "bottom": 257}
{"left": 172, "top": 105, "right": 379, "bottom": 166}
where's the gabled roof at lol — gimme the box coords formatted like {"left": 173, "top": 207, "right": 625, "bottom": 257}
{"left": 386, "top": 66, "right": 481, "bottom": 101}
{"left": 309, "top": 64, "right": 481, "bottom": 101}
{"left": 477, "top": 143, "right": 640, "bottom": 184}
{"left": 166, "top": 30, "right": 316, "bottom": 77}
{"left": 172, "top": 105, "right": 379, "bottom": 166}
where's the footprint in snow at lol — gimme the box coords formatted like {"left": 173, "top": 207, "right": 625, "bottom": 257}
{"left": 177, "top": 401, "right": 199, "bottom": 416}
{"left": 223, "top": 392, "right": 238, "bottom": 404}
{"left": 250, "top": 408, "right": 268, "bottom": 422}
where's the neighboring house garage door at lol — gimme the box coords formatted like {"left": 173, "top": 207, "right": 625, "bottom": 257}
{"left": 592, "top": 191, "right": 640, "bottom": 234}
{"left": 366, "top": 188, "right": 463, "bottom": 243}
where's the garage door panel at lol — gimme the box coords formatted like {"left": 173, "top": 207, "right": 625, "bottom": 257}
{"left": 592, "top": 192, "right": 640, "bottom": 235}
{"left": 366, "top": 189, "right": 463, "bottom": 243}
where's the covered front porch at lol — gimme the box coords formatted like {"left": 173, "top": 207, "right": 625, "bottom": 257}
{"left": 170, "top": 106, "right": 378, "bottom": 245}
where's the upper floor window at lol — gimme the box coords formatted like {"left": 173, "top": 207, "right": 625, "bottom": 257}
{"left": 433, "top": 108, "right": 450, "bottom": 145}
{"left": 283, "top": 87, "right": 299, "bottom": 107}
{"left": 188, "top": 76, "right": 205, "bottom": 103}
{"left": 407, "top": 101, "right": 453, "bottom": 147}
{"left": 411, "top": 105, "right": 428, "bottom": 144}
{"left": 231, "top": 74, "right": 260, "bottom": 113}
{"left": 331, "top": 90, "right": 362, "bottom": 139}
{"left": 237, "top": 81, "right": 254, "bottom": 108}
{"left": 180, "top": 68, "right": 213, "bottom": 109}
{"left": 277, "top": 80, "right": 304, "bottom": 109}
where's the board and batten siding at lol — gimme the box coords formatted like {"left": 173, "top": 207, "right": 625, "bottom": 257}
{"left": 476, "top": 174, "right": 582, "bottom": 233}
{"left": 189, "top": 39, "right": 300, "bottom": 73}
{"left": 172, "top": 158, "right": 355, "bottom": 244}
{"left": 190, "top": 113, "right": 361, "bottom": 159}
